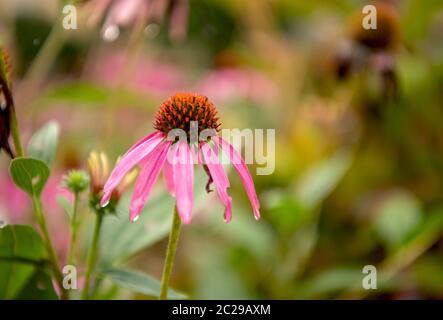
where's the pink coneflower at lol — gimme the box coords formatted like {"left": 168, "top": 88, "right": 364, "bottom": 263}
{"left": 100, "top": 92, "right": 260, "bottom": 224}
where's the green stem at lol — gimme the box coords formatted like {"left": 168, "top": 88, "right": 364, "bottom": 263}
{"left": 159, "top": 207, "right": 182, "bottom": 300}
{"left": 32, "top": 196, "right": 67, "bottom": 300}
{"left": 67, "top": 192, "right": 80, "bottom": 266}
{"left": 9, "top": 105, "right": 24, "bottom": 158}
{"left": 22, "top": 9, "right": 64, "bottom": 89}
{"left": 82, "top": 212, "right": 104, "bottom": 300}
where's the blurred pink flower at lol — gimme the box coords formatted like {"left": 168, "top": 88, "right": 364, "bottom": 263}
{"left": 0, "top": 173, "right": 29, "bottom": 224}
{"left": 85, "top": 0, "right": 148, "bottom": 30}
{"left": 0, "top": 171, "right": 72, "bottom": 259}
{"left": 43, "top": 173, "right": 73, "bottom": 260}
{"left": 100, "top": 93, "right": 260, "bottom": 224}
{"left": 91, "top": 52, "right": 186, "bottom": 98}
{"left": 196, "top": 68, "right": 278, "bottom": 106}
{"left": 84, "top": 0, "right": 188, "bottom": 42}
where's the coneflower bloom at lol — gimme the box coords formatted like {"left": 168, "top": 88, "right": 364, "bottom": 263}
{"left": 100, "top": 93, "right": 260, "bottom": 224}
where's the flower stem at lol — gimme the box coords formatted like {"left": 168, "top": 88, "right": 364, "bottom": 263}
{"left": 82, "top": 211, "right": 104, "bottom": 300}
{"left": 32, "top": 195, "right": 67, "bottom": 300}
{"left": 159, "top": 206, "right": 182, "bottom": 300}
{"left": 9, "top": 105, "right": 24, "bottom": 157}
{"left": 67, "top": 192, "right": 80, "bottom": 266}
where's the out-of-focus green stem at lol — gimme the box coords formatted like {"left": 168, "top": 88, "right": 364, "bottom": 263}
{"left": 32, "top": 195, "right": 67, "bottom": 300}
{"left": 159, "top": 207, "right": 182, "bottom": 300}
{"left": 67, "top": 192, "right": 80, "bottom": 266}
{"left": 9, "top": 106, "right": 24, "bottom": 157}
{"left": 22, "top": 3, "right": 66, "bottom": 89}
{"left": 82, "top": 212, "right": 104, "bottom": 300}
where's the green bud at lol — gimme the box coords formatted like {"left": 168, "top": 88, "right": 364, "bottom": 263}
{"left": 63, "top": 170, "right": 90, "bottom": 194}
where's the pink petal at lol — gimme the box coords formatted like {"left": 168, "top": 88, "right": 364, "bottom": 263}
{"left": 201, "top": 142, "right": 233, "bottom": 222}
{"left": 172, "top": 141, "right": 194, "bottom": 224}
{"left": 163, "top": 157, "right": 175, "bottom": 196}
{"left": 215, "top": 137, "right": 260, "bottom": 220}
{"left": 129, "top": 141, "right": 171, "bottom": 222}
{"left": 101, "top": 131, "right": 165, "bottom": 207}
{"left": 105, "top": 0, "right": 146, "bottom": 27}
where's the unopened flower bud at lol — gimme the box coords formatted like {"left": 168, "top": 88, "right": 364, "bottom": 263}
{"left": 63, "top": 170, "right": 90, "bottom": 194}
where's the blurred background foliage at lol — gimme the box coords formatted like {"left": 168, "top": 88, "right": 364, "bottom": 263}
{"left": 1, "top": 0, "right": 443, "bottom": 299}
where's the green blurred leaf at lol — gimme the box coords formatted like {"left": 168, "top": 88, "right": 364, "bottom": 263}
{"left": 374, "top": 190, "right": 422, "bottom": 249}
{"left": 295, "top": 150, "right": 352, "bottom": 210}
{"left": 45, "top": 82, "right": 109, "bottom": 104}
{"left": 413, "top": 255, "right": 443, "bottom": 296}
{"left": 56, "top": 195, "right": 73, "bottom": 220}
{"left": 38, "top": 82, "right": 154, "bottom": 110}
{"left": 381, "top": 209, "right": 443, "bottom": 280}
{"left": 100, "top": 170, "right": 207, "bottom": 265}
{"left": 190, "top": 244, "right": 253, "bottom": 299}
{"left": 100, "top": 192, "right": 174, "bottom": 266}
{"left": 338, "top": 210, "right": 443, "bottom": 299}
{"left": 0, "top": 225, "right": 49, "bottom": 299}
{"left": 296, "top": 267, "right": 362, "bottom": 298}
{"left": 28, "top": 121, "right": 60, "bottom": 167}
{"left": 9, "top": 157, "right": 50, "bottom": 197}
{"left": 264, "top": 189, "right": 307, "bottom": 233}
{"left": 207, "top": 203, "right": 276, "bottom": 262}
{"left": 15, "top": 269, "right": 58, "bottom": 300}
{"left": 100, "top": 267, "right": 185, "bottom": 299}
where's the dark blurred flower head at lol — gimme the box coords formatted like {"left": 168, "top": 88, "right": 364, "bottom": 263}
{"left": 0, "top": 46, "right": 14, "bottom": 158}
{"left": 349, "top": 2, "right": 401, "bottom": 51}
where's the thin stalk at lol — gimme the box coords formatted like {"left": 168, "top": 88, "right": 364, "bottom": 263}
{"left": 32, "top": 196, "right": 67, "bottom": 300}
{"left": 9, "top": 107, "right": 24, "bottom": 157}
{"left": 67, "top": 192, "right": 80, "bottom": 266}
{"left": 82, "top": 212, "right": 104, "bottom": 299}
{"left": 159, "top": 207, "right": 182, "bottom": 300}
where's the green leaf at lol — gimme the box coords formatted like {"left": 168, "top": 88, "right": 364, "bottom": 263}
{"left": 374, "top": 190, "right": 422, "bottom": 249}
{"left": 101, "top": 267, "right": 186, "bottom": 299}
{"left": 100, "top": 170, "right": 207, "bottom": 265}
{"left": 296, "top": 267, "right": 363, "bottom": 298}
{"left": 0, "top": 225, "right": 49, "bottom": 299}
{"left": 99, "top": 192, "right": 175, "bottom": 265}
{"left": 295, "top": 150, "right": 352, "bottom": 210}
{"left": 207, "top": 203, "right": 276, "bottom": 262}
{"left": 190, "top": 243, "right": 252, "bottom": 299}
{"left": 9, "top": 157, "right": 50, "bottom": 197}
{"left": 27, "top": 121, "right": 60, "bottom": 167}
{"left": 15, "top": 269, "right": 58, "bottom": 300}
{"left": 381, "top": 209, "right": 443, "bottom": 280}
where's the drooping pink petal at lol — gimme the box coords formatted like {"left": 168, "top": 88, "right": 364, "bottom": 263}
{"left": 101, "top": 131, "right": 165, "bottom": 206}
{"left": 163, "top": 156, "right": 175, "bottom": 196}
{"left": 172, "top": 141, "right": 194, "bottom": 224}
{"left": 129, "top": 141, "right": 171, "bottom": 222}
{"left": 201, "top": 142, "right": 232, "bottom": 222}
{"left": 215, "top": 137, "right": 261, "bottom": 220}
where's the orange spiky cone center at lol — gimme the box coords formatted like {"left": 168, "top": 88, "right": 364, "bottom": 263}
{"left": 154, "top": 93, "right": 221, "bottom": 137}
